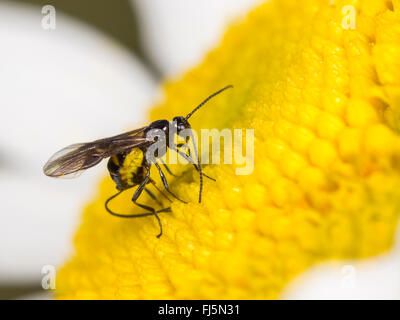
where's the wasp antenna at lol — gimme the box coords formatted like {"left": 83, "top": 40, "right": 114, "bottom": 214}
{"left": 185, "top": 85, "right": 233, "bottom": 121}
{"left": 187, "top": 129, "right": 203, "bottom": 203}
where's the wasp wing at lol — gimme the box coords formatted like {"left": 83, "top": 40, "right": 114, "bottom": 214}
{"left": 43, "top": 127, "right": 148, "bottom": 178}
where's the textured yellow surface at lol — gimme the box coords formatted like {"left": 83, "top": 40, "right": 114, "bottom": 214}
{"left": 57, "top": 0, "right": 400, "bottom": 299}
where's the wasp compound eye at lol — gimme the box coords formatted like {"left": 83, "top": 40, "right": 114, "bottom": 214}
{"left": 172, "top": 116, "right": 187, "bottom": 133}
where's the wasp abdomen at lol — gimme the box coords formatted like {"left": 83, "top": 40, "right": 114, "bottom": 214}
{"left": 107, "top": 148, "right": 147, "bottom": 190}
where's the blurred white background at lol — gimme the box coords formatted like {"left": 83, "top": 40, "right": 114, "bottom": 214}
{"left": 131, "top": 0, "right": 262, "bottom": 76}
{"left": 0, "top": 1, "right": 156, "bottom": 285}
{"left": 0, "top": 0, "right": 399, "bottom": 299}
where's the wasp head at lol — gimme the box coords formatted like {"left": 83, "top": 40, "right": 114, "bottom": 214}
{"left": 172, "top": 116, "right": 191, "bottom": 136}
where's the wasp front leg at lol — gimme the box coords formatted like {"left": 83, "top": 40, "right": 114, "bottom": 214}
{"left": 174, "top": 144, "right": 216, "bottom": 181}
{"left": 144, "top": 187, "right": 163, "bottom": 206}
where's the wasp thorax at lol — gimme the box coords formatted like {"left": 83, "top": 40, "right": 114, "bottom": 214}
{"left": 147, "top": 119, "right": 170, "bottom": 134}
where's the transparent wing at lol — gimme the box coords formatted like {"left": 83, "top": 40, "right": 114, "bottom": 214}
{"left": 58, "top": 169, "right": 85, "bottom": 179}
{"left": 43, "top": 143, "right": 103, "bottom": 178}
{"left": 43, "top": 127, "right": 148, "bottom": 178}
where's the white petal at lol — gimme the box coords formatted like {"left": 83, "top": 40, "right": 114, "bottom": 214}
{"left": 281, "top": 227, "right": 400, "bottom": 299}
{"left": 131, "top": 0, "right": 263, "bottom": 76}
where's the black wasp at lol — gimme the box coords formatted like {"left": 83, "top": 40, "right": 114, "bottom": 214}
{"left": 43, "top": 85, "right": 233, "bottom": 237}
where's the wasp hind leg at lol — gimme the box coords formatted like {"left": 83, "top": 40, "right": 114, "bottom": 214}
{"left": 105, "top": 168, "right": 171, "bottom": 238}
{"left": 105, "top": 190, "right": 170, "bottom": 238}
{"left": 131, "top": 170, "right": 168, "bottom": 238}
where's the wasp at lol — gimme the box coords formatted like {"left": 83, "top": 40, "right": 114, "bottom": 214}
{"left": 43, "top": 85, "right": 233, "bottom": 237}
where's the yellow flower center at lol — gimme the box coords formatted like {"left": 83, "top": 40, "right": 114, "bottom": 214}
{"left": 57, "top": 0, "right": 400, "bottom": 299}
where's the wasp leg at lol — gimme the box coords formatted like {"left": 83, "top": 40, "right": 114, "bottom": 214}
{"left": 159, "top": 158, "right": 177, "bottom": 177}
{"left": 105, "top": 167, "right": 170, "bottom": 238}
{"left": 150, "top": 180, "right": 172, "bottom": 203}
{"left": 131, "top": 170, "right": 165, "bottom": 238}
{"left": 105, "top": 189, "right": 171, "bottom": 238}
{"left": 176, "top": 143, "right": 191, "bottom": 158}
{"left": 144, "top": 187, "right": 163, "bottom": 206}
{"left": 154, "top": 162, "right": 187, "bottom": 204}
{"left": 173, "top": 145, "right": 216, "bottom": 181}
{"left": 161, "top": 149, "right": 214, "bottom": 180}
